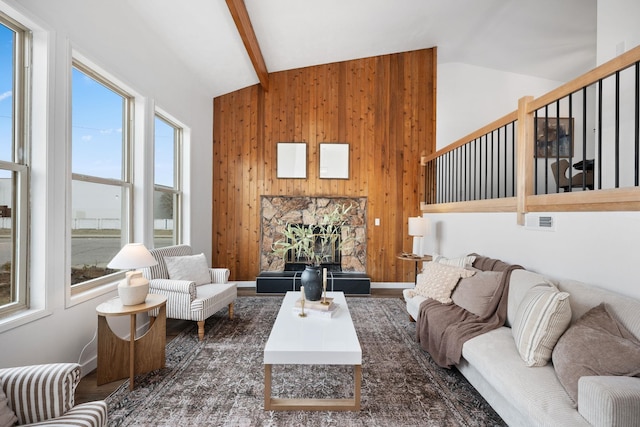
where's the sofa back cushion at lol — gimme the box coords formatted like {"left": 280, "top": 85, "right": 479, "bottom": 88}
{"left": 506, "top": 269, "right": 555, "bottom": 327}
{"left": 558, "top": 279, "right": 640, "bottom": 341}
{"left": 142, "top": 244, "right": 193, "bottom": 280}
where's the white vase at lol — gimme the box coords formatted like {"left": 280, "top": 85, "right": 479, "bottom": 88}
{"left": 118, "top": 271, "right": 149, "bottom": 305}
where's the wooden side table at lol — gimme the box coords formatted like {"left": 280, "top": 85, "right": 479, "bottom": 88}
{"left": 397, "top": 254, "right": 432, "bottom": 285}
{"left": 96, "top": 294, "right": 167, "bottom": 390}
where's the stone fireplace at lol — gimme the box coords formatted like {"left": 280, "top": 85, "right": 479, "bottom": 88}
{"left": 260, "top": 196, "right": 367, "bottom": 272}
{"left": 282, "top": 224, "right": 343, "bottom": 272}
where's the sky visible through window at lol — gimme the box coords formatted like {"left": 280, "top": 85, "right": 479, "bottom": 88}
{"left": 0, "top": 23, "right": 173, "bottom": 184}
{"left": 0, "top": 24, "right": 14, "bottom": 165}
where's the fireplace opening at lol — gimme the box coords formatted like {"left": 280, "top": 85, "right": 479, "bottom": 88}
{"left": 284, "top": 224, "right": 342, "bottom": 272}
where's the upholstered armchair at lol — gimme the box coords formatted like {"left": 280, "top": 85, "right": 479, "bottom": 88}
{"left": 0, "top": 363, "right": 107, "bottom": 426}
{"left": 142, "top": 244, "right": 237, "bottom": 340}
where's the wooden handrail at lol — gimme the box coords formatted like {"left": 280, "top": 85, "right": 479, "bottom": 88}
{"left": 423, "top": 44, "right": 640, "bottom": 217}
{"left": 422, "top": 110, "right": 518, "bottom": 163}
{"left": 529, "top": 44, "right": 640, "bottom": 112}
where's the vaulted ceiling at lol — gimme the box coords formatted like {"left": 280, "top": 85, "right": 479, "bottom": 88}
{"left": 128, "top": 0, "right": 597, "bottom": 97}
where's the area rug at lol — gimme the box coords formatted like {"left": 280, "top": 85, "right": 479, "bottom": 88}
{"left": 106, "top": 296, "right": 505, "bottom": 426}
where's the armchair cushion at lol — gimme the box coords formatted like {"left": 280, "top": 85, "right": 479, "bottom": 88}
{"left": 0, "top": 363, "right": 107, "bottom": 427}
{"left": 164, "top": 253, "right": 210, "bottom": 285}
{"left": 0, "top": 388, "right": 17, "bottom": 427}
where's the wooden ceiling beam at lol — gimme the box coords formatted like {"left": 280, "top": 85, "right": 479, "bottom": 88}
{"left": 226, "top": 0, "right": 269, "bottom": 91}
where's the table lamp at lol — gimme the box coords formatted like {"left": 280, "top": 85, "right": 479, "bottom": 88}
{"left": 408, "top": 216, "right": 429, "bottom": 256}
{"left": 107, "top": 243, "right": 158, "bottom": 305}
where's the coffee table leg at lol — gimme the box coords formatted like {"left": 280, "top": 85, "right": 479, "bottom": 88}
{"left": 264, "top": 364, "right": 272, "bottom": 410}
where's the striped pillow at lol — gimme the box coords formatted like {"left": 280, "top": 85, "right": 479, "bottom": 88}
{"left": 512, "top": 284, "right": 571, "bottom": 367}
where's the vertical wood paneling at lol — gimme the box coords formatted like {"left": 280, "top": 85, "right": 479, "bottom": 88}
{"left": 213, "top": 48, "right": 436, "bottom": 282}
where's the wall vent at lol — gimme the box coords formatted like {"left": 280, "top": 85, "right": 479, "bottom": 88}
{"left": 525, "top": 214, "right": 556, "bottom": 231}
{"left": 539, "top": 216, "right": 553, "bottom": 228}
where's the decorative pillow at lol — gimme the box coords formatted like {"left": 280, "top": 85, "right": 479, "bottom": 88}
{"left": 0, "top": 388, "right": 17, "bottom": 427}
{"left": 433, "top": 254, "right": 477, "bottom": 268}
{"left": 163, "top": 253, "right": 211, "bottom": 286}
{"left": 451, "top": 269, "right": 503, "bottom": 317}
{"left": 413, "top": 262, "right": 476, "bottom": 304}
{"left": 552, "top": 303, "right": 640, "bottom": 404}
{"left": 511, "top": 284, "right": 571, "bottom": 367}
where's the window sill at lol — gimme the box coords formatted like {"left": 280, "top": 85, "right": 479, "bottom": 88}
{"left": 0, "top": 307, "right": 52, "bottom": 335}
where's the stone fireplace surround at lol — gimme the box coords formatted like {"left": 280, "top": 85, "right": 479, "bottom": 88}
{"left": 260, "top": 196, "right": 367, "bottom": 272}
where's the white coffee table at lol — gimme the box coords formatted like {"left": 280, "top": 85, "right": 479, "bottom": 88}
{"left": 263, "top": 291, "right": 362, "bottom": 411}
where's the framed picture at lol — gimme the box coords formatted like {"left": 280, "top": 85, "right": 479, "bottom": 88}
{"left": 535, "top": 118, "right": 573, "bottom": 158}
{"left": 319, "top": 143, "right": 349, "bottom": 179}
{"left": 277, "top": 143, "right": 307, "bottom": 178}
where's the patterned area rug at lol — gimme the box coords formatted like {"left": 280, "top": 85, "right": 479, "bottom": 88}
{"left": 106, "top": 296, "right": 505, "bottom": 426}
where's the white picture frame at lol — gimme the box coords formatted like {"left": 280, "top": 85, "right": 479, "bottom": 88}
{"left": 319, "top": 143, "right": 349, "bottom": 179}
{"left": 277, "top": 143, "right": 307, "bottom": 178}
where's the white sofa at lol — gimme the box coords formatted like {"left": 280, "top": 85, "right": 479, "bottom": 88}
{"left": 404, "top": 267, "right": 640, "bottom": 427}
{"left": 142, "top": 244, "right": 237, "bottom": 340}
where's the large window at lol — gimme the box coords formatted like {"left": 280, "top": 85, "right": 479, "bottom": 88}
{"left": 70, "top": 62, "right": 132, "bottom": 292}
{"left": 0, "top": 17, "right": 29, "bottom": 316}
{"left": 153, "top": 114, "right": 181, "bottom": 248}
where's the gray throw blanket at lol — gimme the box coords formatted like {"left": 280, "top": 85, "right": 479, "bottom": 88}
{"left": 416, "top": 254, "right": 522, "bottom": 368}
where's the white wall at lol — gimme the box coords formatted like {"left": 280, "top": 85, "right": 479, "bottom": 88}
{"left": 0, "top": 0, "right": 213, "bottom": 370}
{"left": 436, "top": 62, "right": 564, "bottom": 149}
{"left": 432, "top": 0, "right": 640, "bottom": 301}
{"left": 422, "top": 212, "right": 640, "bottom": 300}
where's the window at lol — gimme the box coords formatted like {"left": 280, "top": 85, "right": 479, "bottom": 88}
{"left": 70, "top": 62, "right": 132, "bottom": 292}
{"left": 153, "top": 114, "right": 181, "bottom": 248}
{"left": 0, "top": 17, "right": 29, "bottom": 317}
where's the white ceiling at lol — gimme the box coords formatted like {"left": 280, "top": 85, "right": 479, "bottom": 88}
{"left": 128, "top": 0, "right": 597, "bottom": 98}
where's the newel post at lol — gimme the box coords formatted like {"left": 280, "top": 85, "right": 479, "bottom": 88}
{"left": 516, "top": 96, "right": 535, "bottom": 226}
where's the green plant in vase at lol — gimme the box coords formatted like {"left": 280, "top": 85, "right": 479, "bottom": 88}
{"left": 272, "top": 203, "right": 355, "bottom": 300}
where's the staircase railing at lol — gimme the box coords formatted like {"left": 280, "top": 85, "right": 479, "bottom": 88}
{"left": 422, "top": 44, "right": 640, "bottom": 222}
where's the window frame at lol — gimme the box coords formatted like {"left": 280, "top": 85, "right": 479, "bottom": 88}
{"left": 69, "top": 60, "right": 134, "bottom": 295}
{"left": 153, "top": 112, "right": 182, "bottom": 247}
{"left": 0, "top": 14, "right": 30, "bottom": 318}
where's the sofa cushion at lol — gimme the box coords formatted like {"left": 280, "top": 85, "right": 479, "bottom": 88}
{"left": 461, "top": 327, "right": 588, "bottom": 426}
{"left": 451, "top": 269, "right": 503, "bottom": 317}
{"left": 412, "top": 262, "right": 475, "bottom": 304}
{"left": 552, "top": 303, "right": 640, "bottom": 404}
{"left": 164, "top": 253, "right": 211, "bottom": 286}
{"left": 512, "top": 284, "right": 571, "bottom": 366}
{"left": 433, "top": 254, "right": 476, "bottom": 268}
{"left": 506, "top": 269, "right": 555, "bottom": 327}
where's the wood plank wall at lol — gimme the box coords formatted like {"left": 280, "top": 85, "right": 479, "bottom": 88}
{"left": 213, "top": 48, "right": 436, "bottom": 282}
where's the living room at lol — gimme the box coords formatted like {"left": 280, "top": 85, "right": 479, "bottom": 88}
{"left": 0, "top": 0, "right": 639, "bottom": 425}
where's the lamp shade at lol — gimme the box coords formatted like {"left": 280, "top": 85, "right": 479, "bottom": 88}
{"left": 408, "top": 217, "right": 427, "bottom": 237}
{"left": 107, "top": 243, "right": 157, "bottom": 270}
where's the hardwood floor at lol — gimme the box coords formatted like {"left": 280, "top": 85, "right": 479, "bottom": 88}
{"left": 75, "top": 287, "right": 404, "bottom": 404}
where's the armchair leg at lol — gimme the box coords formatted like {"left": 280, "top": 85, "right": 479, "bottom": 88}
{"left": 228, "top": 302, "right": 234, "bottom": 319}
{"left": 197, "top": 321, "right": 205, "bottom": 341}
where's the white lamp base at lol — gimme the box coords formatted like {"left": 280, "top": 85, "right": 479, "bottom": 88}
{"left": 118, "top": 271, "right": 149, "bottom": 305}
{"left": 412, "top": 236, "right": 422, "bottom": 256}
